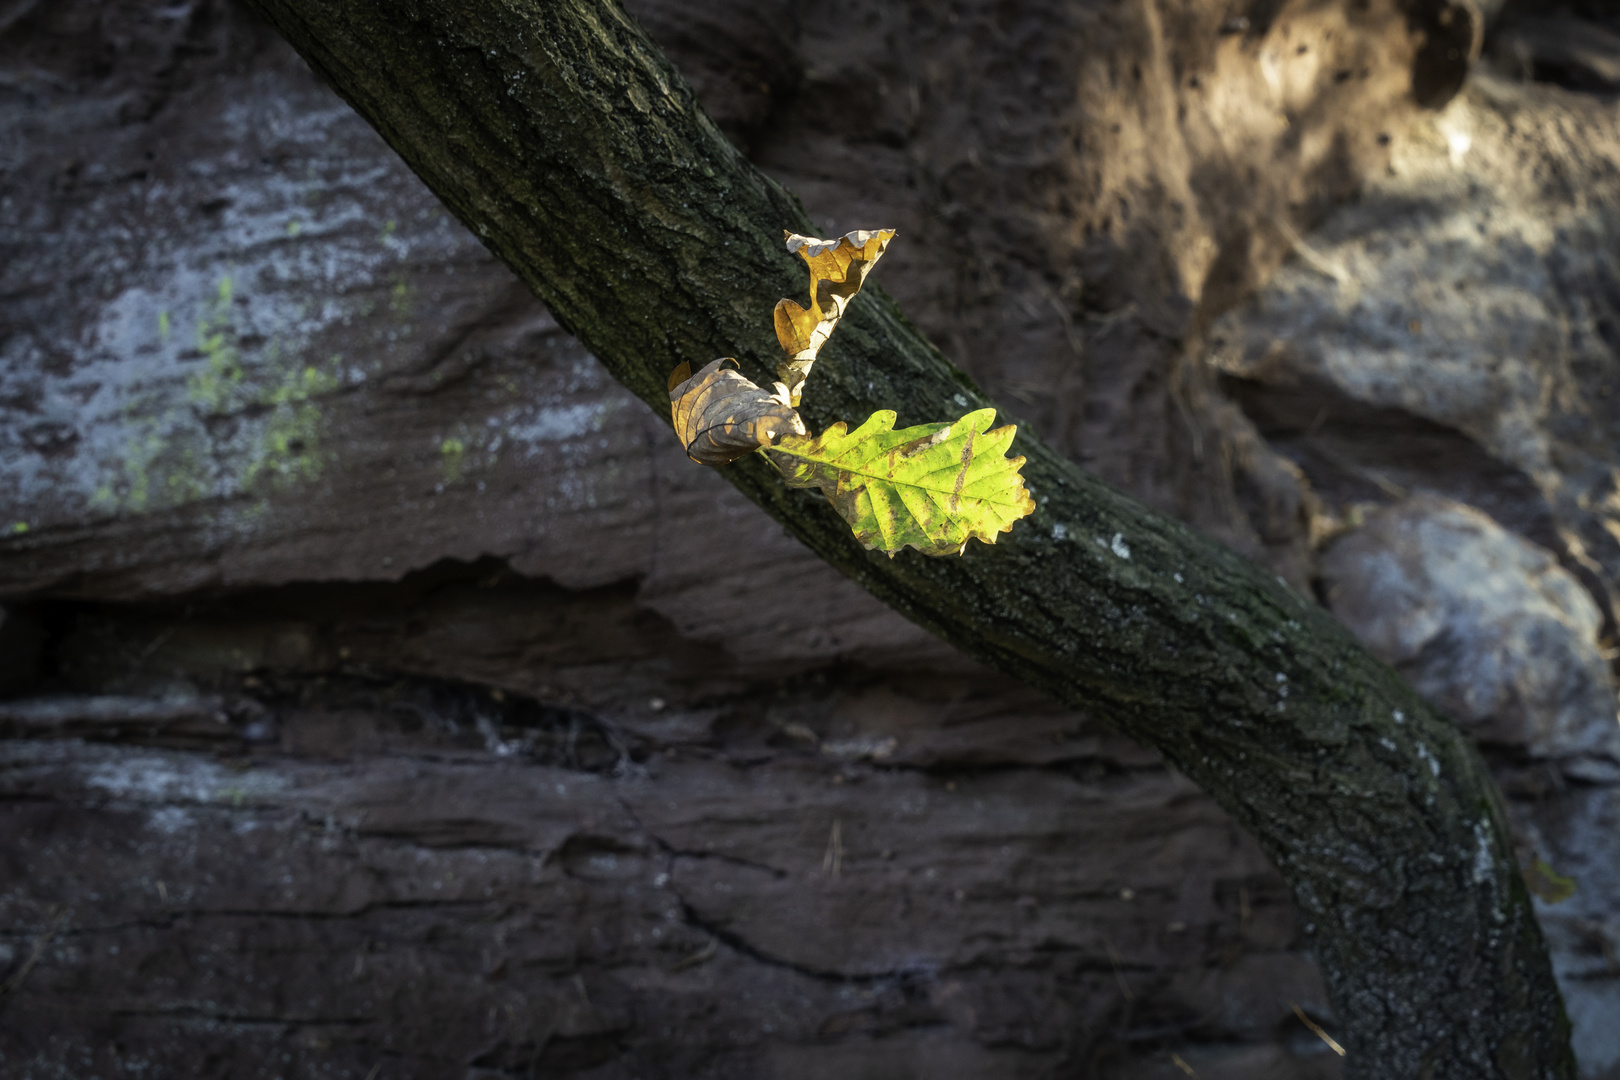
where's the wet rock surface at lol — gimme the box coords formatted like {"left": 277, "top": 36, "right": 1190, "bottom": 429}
{"left": 1, "top": 0, "right": 1619, "bottom": 1076}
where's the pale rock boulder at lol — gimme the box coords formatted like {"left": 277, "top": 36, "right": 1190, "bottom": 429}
{"left": 1322, "top": 493, "right": 1620, "bottom": 761}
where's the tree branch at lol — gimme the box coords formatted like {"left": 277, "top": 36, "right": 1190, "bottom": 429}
{"left": 239, "top": 0, "right": 1573, "bottom": 1074}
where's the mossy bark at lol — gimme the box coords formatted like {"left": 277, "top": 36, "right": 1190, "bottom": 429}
{"left": 240, "top": 0, "right": 1575, "bottom": 1074}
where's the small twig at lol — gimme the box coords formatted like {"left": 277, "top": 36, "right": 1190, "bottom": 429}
{"left": 1105, "top": 940, "right": 1134, "bottom": 1001}
{"left": 671, "top": 938, "right": 718, "bottom": 973}
{"left": 1291, "top": 1002, "right": 1347, "bottom": 1056}
{"left": 134, "top": 624, "right": 180, "bottom": 668}
{"left": 822, "top": 819, "right": 843, "bottom": 877}
{"left": 1273, "top": 216, "right": 1349, "bottom": 284}
{"left": 1305, "top": 406, "right": 1330, "bottom": 438}
{"left": 1086, "top": 301, "right": 1138, "bottom": 341}
{"left": 0, "top": 906, "right": 66, "bottom": 998}
{"left": 1357, "top": 466, "right": 1408, "bottom": 499}
{"left": 1308, "top": 442, "right": 1409, "bottom": 499}
{"left": 1171, "top": 1052, "right": 1198, "bottom": 1076}
{"left": 1044, "top": 292, "right": 1084, "bottom": 358}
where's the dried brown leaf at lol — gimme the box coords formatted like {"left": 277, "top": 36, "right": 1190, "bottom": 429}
{"left": 1523, "top": 857, "right": 1577, "bottom": 904}
{"left": 773, "top": 228, "right": 896, "bottom": 405}
{"left": 669, "top": 358, "right": 806, "bottom": 465}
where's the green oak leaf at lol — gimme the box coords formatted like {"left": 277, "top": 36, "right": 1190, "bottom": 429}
{"left": 766, "top": 408, "right": 1036, "bottom": 557}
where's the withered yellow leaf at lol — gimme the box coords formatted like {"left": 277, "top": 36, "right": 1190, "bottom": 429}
{"left": 669, "top": 358, "right": 806, "bottom": 465}
{"left": 774, "top": 228, "right": 896, "bottom": 405}
{"left": 766, "top": 408, "right": 1035, "bottom": 557}
{"left": 664, "top": 229, "right": 1032, "bottom": 554}
{"left": 1523, "top": 858, "right": 1577, "bottom": 904}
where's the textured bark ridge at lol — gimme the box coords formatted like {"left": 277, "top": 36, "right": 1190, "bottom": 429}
{"left": 232, "top": 0, "right": 1574, "bottom": 1075}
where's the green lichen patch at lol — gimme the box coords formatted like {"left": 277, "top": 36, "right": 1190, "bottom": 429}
{"left": 390, "top": 276, "right": 414, "bottom": 317}
{"left": 241, "top": 357, "right": 342, "bottom": 491}
{"left": 96, "top": 277, "right": 345, "bottom": 516}
{"left": 187, "top": 275, "right": 247, "bottom": 415}
{"left": 439, "top": 436, "right": 467, "bottom": 482}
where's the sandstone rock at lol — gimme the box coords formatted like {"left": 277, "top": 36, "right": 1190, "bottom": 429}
{"left": 8, "top": 0, "right": 1614, "bottom": 1074}
{"left": 0, "top": 0, "right": 1400, "bottom": 1072}
{"left": 0, "top": 0, "right": 1456, "bottom": 603}
{"left": 0, "top": 593, "right": 1320, "bottom": 1078}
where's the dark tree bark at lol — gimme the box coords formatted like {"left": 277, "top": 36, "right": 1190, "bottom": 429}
{"left": 237, "top": 0, "right": 1574, "bottom": 1075}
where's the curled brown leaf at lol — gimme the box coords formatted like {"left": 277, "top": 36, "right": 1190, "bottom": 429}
{"left": 773, "top": 228, "right": 896, "bottom": 405}
{"left": 669, "top": 358, "right": 806, "bottom": 466}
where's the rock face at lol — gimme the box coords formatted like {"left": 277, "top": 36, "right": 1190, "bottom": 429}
{"left": 2, "top": 0, "right": 1620, "bottom": 1076}
{"left": 0, "top": 574, "right": 1339, "bottom": 1080}
{"left": 0, "top": 0, "right": 1453, "bottom": 597}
